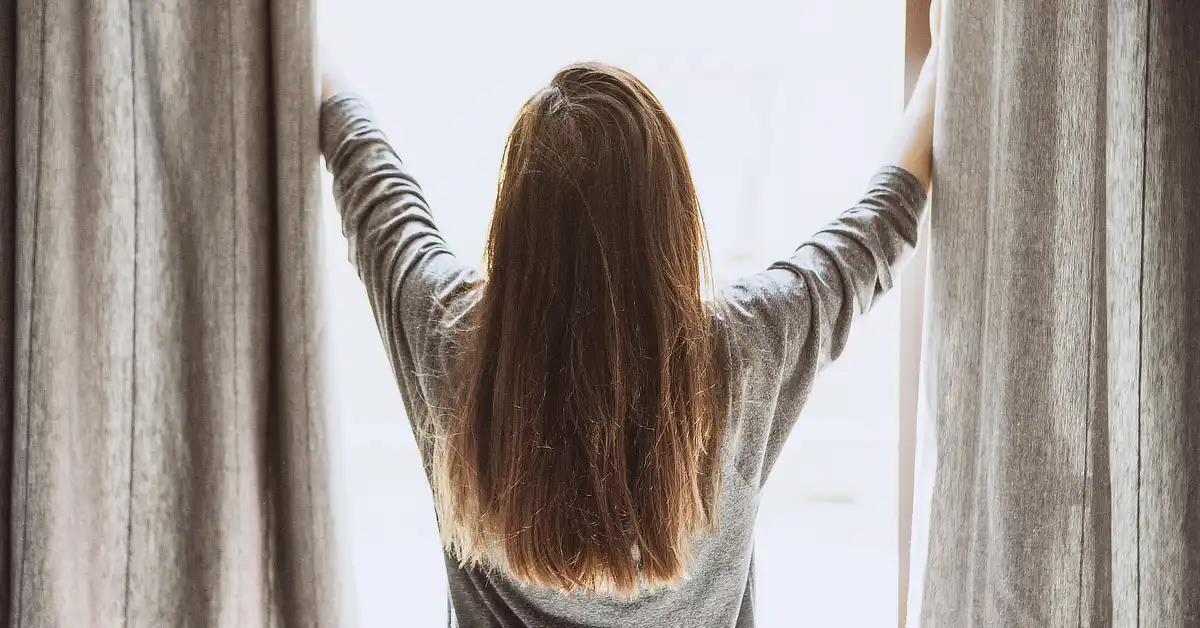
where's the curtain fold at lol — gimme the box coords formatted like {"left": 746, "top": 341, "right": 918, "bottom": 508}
{"left": 1, "top": 1, "right": 337, "bottom": 625}
{"left": 909, "top": 0, "right": 1200, "bottom": 626}
{"left": 1, "top": 0, "right": 16, "bottom": 621}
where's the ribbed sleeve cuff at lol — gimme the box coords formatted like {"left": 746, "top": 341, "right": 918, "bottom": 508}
{"left": 319, "top": 92, "right": 376, "bottom": 168}
{"left": 873, "top": 165, "right": 929, "bottom": 218}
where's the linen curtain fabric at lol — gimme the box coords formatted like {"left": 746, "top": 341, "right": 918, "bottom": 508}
{"left": 1, "top": 1, "right": 337, "bottom": 626}
{"left": 908, "top": 0, "right": 1200, "bottom": 626}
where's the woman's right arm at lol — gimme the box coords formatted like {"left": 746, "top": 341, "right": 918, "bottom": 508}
{"left": 885, "top": 0, "right": 942, "bottom": 188}
{"left": 884, "top": 40, "right": 939, "bottom": 189}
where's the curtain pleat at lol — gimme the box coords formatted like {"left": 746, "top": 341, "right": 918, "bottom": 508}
{"left": 1, "top": 0, "right": 17, "bottom": 620}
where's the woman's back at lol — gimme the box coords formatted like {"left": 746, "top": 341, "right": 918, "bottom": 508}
{"left": 321, "top": 56, "right": 932, "bottom": 626}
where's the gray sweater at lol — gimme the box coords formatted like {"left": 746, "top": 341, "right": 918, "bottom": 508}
{"left": 322, "top": 94, "right": 927, "bottom": 628}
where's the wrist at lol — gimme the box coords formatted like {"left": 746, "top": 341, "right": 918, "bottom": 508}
{"left": 912, "top": 44, "right": 940, "bottom": 102}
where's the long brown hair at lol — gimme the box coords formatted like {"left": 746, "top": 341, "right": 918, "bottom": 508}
{"left": 433, "top": 62, "right": 726, "bottom": 596}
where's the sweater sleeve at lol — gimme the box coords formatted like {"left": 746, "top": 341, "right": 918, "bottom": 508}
{"left": 320, "top": 93, "right": 480, "bottom": 435}
{"left": 719, "top": 166, "right": 928, "bottom": 485}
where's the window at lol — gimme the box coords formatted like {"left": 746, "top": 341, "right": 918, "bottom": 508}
{"left": 320, "top": 3, "right": 904, "bottom": 625}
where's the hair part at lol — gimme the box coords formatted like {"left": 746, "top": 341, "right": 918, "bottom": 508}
{"left": 433, "top": 61, "right": 727, "bottom": 596}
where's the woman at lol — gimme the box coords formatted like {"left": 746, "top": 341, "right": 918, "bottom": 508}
{"left": 321, "top": 5, "right": 940, "bottom": 626}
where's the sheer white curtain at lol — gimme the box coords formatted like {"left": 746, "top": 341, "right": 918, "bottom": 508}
{"left": 320, "top": 2, "right": 903, "bottom": 626}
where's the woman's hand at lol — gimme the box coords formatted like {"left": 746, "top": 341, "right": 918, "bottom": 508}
{"left": 320, "top": 40, "right": 351, "bottom": 102}
{"left": 321, "top": 72, "right": 337, "bottom": 102}
{"left": 883, "top": 0, "right": 941, "bottom": 190}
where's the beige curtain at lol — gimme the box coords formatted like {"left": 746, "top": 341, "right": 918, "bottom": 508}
{"left": 907, "top": 0, "right": 1200, "bottom": 626}
{"left": 1, "top": 1, "right": 337, "bottom": 625}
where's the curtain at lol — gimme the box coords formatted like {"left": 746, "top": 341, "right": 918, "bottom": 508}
{"left": 908, "top": 0, "right": 1200, "bottom": 626}
{"left": 1, "top": 1, "right": 337, "bottom": 626}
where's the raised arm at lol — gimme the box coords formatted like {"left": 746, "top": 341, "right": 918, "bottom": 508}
{"left": 885, "top": 32, "right": 939, "bottom": 189}
{"left": 725, "top": 38, "right": 939, "bottom": 483}
{"left": 320, "top": 71, "right": 479, "bottom": 433}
